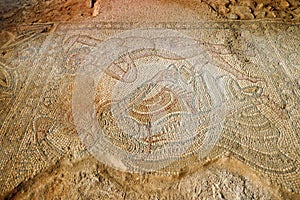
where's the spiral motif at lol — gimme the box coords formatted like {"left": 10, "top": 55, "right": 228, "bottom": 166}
{"left": 72, "top": 29, "right": 227, "bottom": 172}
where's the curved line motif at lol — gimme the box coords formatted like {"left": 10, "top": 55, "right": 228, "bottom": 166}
{"left": 72, "top": 29, "right": 227, "bottom": 172}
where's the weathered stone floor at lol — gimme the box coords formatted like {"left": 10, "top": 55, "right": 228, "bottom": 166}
{"left": 0, "top": 1, "right": 300, "bottom": 199}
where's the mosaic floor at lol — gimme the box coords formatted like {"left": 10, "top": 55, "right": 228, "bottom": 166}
{"left": 0, "top": 20, "right": 300, "bottom": 199}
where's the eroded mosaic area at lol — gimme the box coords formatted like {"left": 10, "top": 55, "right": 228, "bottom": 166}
{"left": 0, "top": 21, "right": 300, "bottom": 197}
{"left": 5, "top": 153, "right": 276, "bottom": 199}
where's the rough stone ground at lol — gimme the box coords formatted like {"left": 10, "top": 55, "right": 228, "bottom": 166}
{"left": 1, "top": 0, "right": 300, "bottom": 29}
{"left": 5, "top": 153, "right": 277, "bottom": 200}
{"left": 1, "top": 1, "right": 300, "bottom": 200}
{"left": 203, "top": 0, "right": 300, "bottom": 20}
